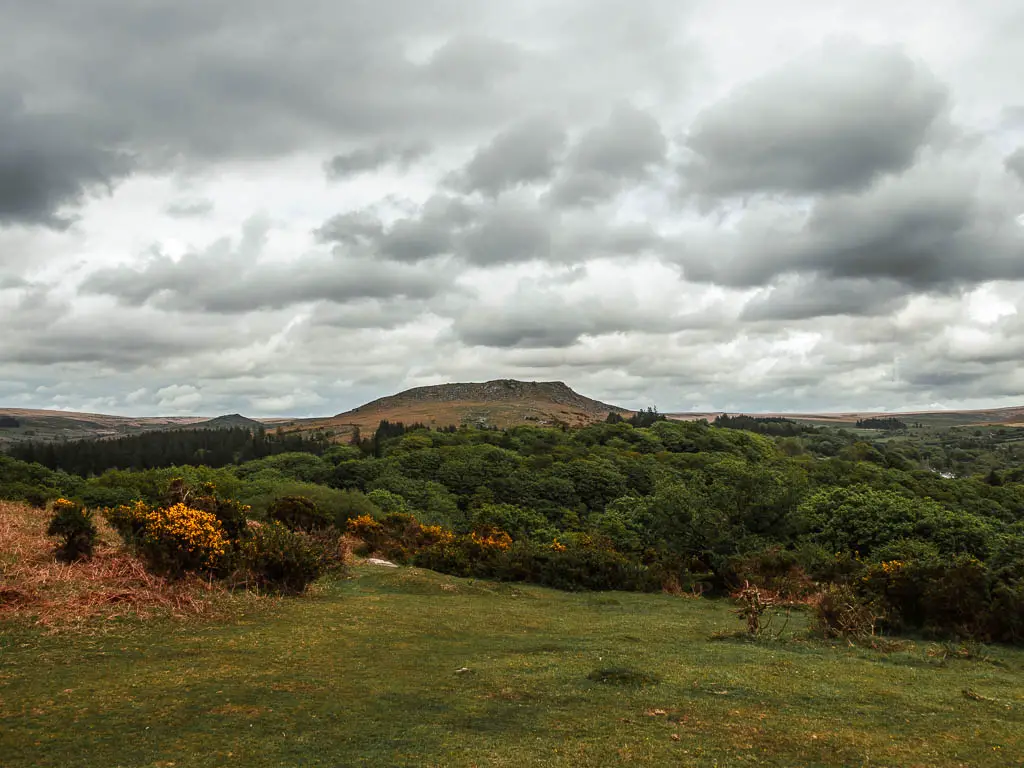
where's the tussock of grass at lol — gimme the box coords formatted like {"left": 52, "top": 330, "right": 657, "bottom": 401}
{"left": 0, "top": 502, "right": 265, "bottom": 630}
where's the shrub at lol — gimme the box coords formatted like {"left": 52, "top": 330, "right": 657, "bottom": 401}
{"left": 103, "top": 500, "right": 151, "bottom": 546}
{"left": 347, "top": 514, "right": 388, "bottom": 555}
{"left": 858, "top": 556, "right": 993, "bottom": 639}
{"left": 720, "top": 548, "right": 816, "bottom": 601}
{"left": 268, "top": 495, "right": 332, "bottom": 531}
{"left": 240, "top": 521, "right": 323, "bottom": 594}
{"left": 166, "top": 479, "right": 249, "bottom": 541}
{"left": 415, "top": 537, "right": 660, "bottom": 592}
{"left": 138, "top": 503, "right": 229, "bottom": 577}
{"left": 990, "top": 580, "right": 1024, "bottom": 644}
{"left": 811, "top": 584, "right": 880, "bottom": 640}
{"left": 46, "top": 498, "right": 98, "bottom": 562}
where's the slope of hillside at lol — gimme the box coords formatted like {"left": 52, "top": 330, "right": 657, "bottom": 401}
{"left": 311, "top": 379, "right": 629, "bottom": 434}
{"left": 0, "top": 409, "right": 208, "bottom": 447}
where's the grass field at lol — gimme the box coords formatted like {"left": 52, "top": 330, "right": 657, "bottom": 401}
{"left": 2, "top": 566, "right": 1023, "bottom": 768}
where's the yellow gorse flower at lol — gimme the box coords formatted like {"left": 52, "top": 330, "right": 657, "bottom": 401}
{"left": 142, "top": 503, "right": 228, "bottom": 568}
{"left": 470, "top": 530, "right": 512, "bottom": 551}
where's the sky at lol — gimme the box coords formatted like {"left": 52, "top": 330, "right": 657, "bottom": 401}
{"left": 1, "top": 0, "right": 1023, "bottom": 417}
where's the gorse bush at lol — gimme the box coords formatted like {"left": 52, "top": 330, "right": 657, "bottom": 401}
{"left": 46, "top": 498, "right": 98, "bottom": 562}
{"left": 240, "top": 521, "right": 323, "bottom": 594}
{"left": 103, "top": 500, "right": 151, "bottom": 546}
{"left": 165, "top": 478, "right": 250, "bottom": 541}
{"left": 138, "top": 503, "right": 229, "bottom": 577}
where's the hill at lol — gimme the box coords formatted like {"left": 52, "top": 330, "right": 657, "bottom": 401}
{"left": 311, "top": 379, "right": 629, "bottom": 435}
{"left": 0, "top": 409, "right": 208, "bottom": 447}
{"left": 177, "top": 413, "right": 265, "bottom": 431}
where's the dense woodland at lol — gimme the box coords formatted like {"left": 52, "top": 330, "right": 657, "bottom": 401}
{"left": 8, "top": 426, "right": 332, "bottom": 475}
{"left": 3, "top": 416, "right": 1023, "bottom": 641}
{"left": 856, "top": 417, "right": 909, "bottom": 431}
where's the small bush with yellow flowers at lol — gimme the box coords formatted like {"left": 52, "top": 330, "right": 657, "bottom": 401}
{"left": 103, "top": 500, "right": 152, "bottom": 546}
{"left": 138, "top": 503, "right": 229, "bottom": 577}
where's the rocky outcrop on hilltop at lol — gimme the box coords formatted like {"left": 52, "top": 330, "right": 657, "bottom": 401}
{"left": 340, "top": 379, "right": 627, "bottom": 418}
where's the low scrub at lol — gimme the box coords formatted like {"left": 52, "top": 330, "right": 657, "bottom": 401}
{"left": 810, "top": 584, "right": 881, "bottom": 641}
{"left": 1, "top": 501, "right": 243, "bottom": 628}
{"left": 239, "top": 521, "right": 323, "bottom": 594}
{"left": 46, "top": 498, "right": 98, "bottom": 563}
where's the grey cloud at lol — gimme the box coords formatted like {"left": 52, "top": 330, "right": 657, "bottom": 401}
{"left": 316, "top": 196, "right": 471, "bottom": 262}
{"left": 550, "top": 105, "right": 668, "bottom": 206}
{"left": 458, "top": 195, "right": 553, "bottom": 266}
{"left": 309, "top": 299, "right": 434, "bottom": 330}
{"left": 451, "top": 115, "right": 567, "bottom": 196}
{"left": 425, "top": 35, "right": 522, "bottom": 91}
{"left": 1003, "top": 106, "right": 1024, "bottom": 129}
{"left": 316, "top": 193, "right": 661, "bottom": 269}
{"left": 740, "top": 277, "right": 910, "bottom": 322}
{"left": 85, "top": 252, "right": 454, "bottom": 314}
{"left": 0, "top": 305, "right": 242, "bottom": 367}
{"left": 82, "top": 217, "right": 457, "bottom": 312}
{"left": 325, "top": 141, "right": 432, "bottom": 179}
{"left": 673, "top": 158, "right": 1024, "bottom": 289}
{"left": 2, "top": 1, "right": 690, "bottom": 171}
{"left": 314, "top": 211, "right": 386, "bottom": 247}
{"left": 1006, "top": 147, "right": 1024, "bottom": 182}
{"left": 0, "top": 92, "right": 131, "bottom": 228}
{"left": 0, "top": 275, "right": 29, "bottom": 290}
{"left": 682, "top": 41, "right": 948, "bottom": 198}
{"left": 451, "top": 290, "right": 722, "bottom": 349}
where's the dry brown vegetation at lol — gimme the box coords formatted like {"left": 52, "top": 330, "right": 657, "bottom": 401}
{"left": 0, "top": 501, "right": 259, "bottom": 631}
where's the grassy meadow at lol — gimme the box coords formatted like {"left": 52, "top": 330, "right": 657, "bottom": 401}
{"left": 3, "top": 564, "right": 1023, "bottom": 768}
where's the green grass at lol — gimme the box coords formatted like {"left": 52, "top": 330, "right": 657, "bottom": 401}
{"left": 2, "top": 567, "right": 1023, "bottom": 767}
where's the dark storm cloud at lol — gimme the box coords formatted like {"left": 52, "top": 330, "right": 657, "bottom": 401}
{"left": 549, "top": 105, "right": 668, "bottom": 206}
{"left": 450, "top": 116, "right": 567, "bottom": 196}
{"left": 682, "top": 41, "right": 948, "bottom": 199}
{"left": 325, "top": 141, "right": 432, "bottom": 179}
{"left": 0, "top": 91, "right": 131, "bottom": 228}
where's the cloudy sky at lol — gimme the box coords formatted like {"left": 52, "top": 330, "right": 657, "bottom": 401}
{"left": 2, "top": 0, "right": 1024, "bottom": 416}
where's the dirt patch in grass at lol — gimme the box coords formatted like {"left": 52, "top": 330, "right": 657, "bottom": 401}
{"left": 0, "top": 501, "right": 261, "bottom": 631}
